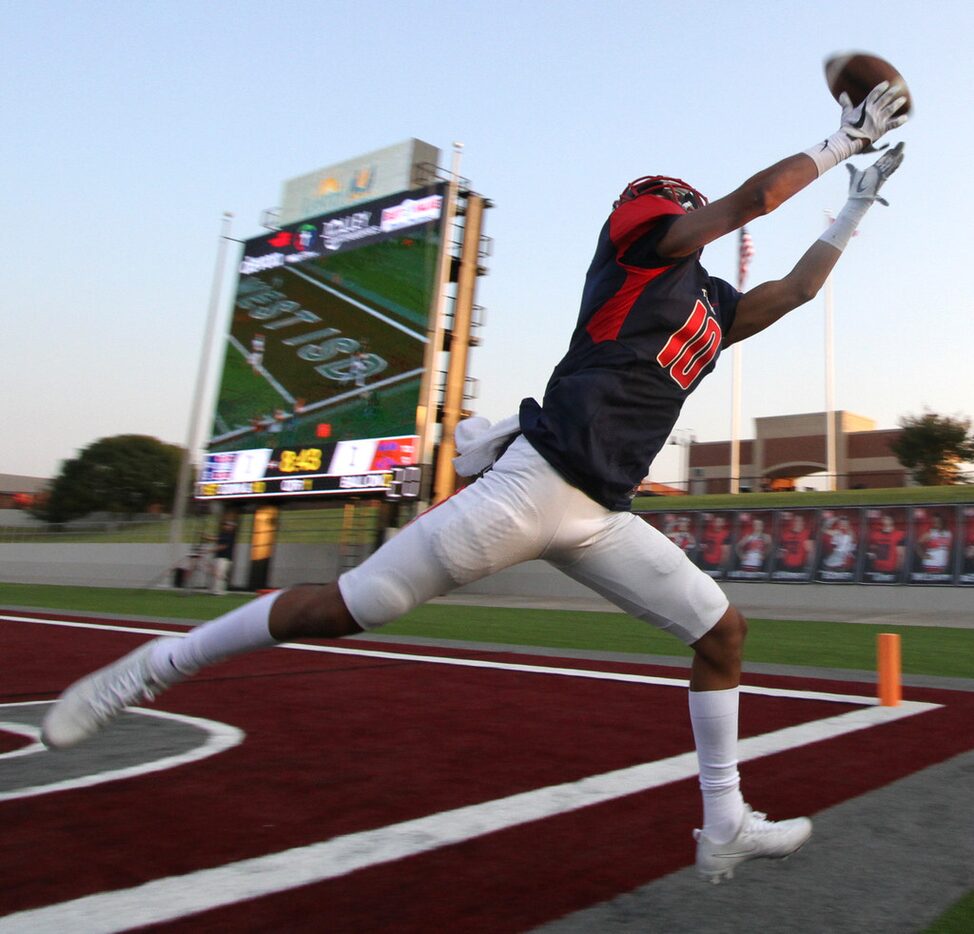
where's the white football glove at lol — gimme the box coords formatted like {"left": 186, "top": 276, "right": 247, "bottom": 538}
{"left": 838, "top": 80, "right": 909, "bottom": 151}
{"left": 805, "top": 81, "right": 908, "bottom": 176}
{"left": 845, "top": 141, "right": 906, "bottom": 206}
{"left": 820, "top": 142, "right": 905, "bottom": 251}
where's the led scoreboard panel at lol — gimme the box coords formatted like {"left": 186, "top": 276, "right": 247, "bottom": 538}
{"left": 198, "top": 180, "right": 448, "bottom": 502}
{"left": 196, "top": 437, "right": 423, "bottom": 500}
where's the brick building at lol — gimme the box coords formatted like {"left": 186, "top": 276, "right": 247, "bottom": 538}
{"left": 0, "top": 473, "right": 49, "bottom": 510}
{"left": 687, "top": 411, "right": 908, "bottom": 493}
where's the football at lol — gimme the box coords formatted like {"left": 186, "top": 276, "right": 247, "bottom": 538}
{"left": 824, "top": 51, "right": 912, "bottom": 115}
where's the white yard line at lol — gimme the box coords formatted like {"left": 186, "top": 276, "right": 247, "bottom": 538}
{"left": 2, "top": 613, "right": 875, "bottom": 705}
{"left": 284, "top": 266, "right": 428, "bottom": 343}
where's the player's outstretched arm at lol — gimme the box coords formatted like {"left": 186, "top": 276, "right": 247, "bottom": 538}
{"left": 657, "top": 82, "right": 907, "bottom": 259}
{"left": 724, "top": 142, "right": 904, "bottom": 346}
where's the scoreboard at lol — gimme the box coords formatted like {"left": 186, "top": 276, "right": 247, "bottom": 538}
{"left": 195, "top": 435, "right": 423, "bottom": 500}
{"left": 198, "top": 177, "right": 449, "bottom": 504}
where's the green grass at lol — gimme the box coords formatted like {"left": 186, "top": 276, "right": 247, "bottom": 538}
{"left": 0, "top": 506, "right": 382, "bottom": 545}
{"left": 311, "top": 235, "right": 441, "bottom": 328}
{"left": 0, "top": 583, "right": 254, "bottom": 620}
{"left": 210, "top": 342, "right": 289, "bottom": 435}
{"left": 2, "top": 582, "right": 971, "bottom": 679}
{"left": 0, "top": 518, "right": 211, "bottom": 544}
{"left": 925, "top": 891, "right": 974, "bottom": 933}
{"left": 7, "top": 485, "right": 972, "bottom": 546}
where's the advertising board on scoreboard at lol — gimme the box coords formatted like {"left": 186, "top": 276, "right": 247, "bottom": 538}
{"left": 278, "top": 139, "right": 440, "bottom": 226}
{"left": 196, "top": 181, "right": 448, "bottom": 502}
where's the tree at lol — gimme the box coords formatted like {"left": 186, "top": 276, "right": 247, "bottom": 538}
{"left": 890, "top": 411, "right": 974, "bottom": 486}
{"left": 35, "top": 435, "right": 184, "bottom": 523}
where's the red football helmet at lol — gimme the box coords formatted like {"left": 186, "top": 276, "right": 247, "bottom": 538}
{"left": 614, "top": 175, "right": 708, "bottom": 212}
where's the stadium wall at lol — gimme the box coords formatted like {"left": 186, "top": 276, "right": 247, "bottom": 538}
{"left": 0, "top": 543, "right": 341, "bottom": 590}
{"left": 1, "top": 544, "right": 971, "bottom": 624}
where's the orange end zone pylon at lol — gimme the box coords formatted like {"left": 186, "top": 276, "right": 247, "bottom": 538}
{"left": 877, "top": 632, "right": 902, "bottom": 706}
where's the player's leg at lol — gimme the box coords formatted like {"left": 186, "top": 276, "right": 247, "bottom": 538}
{"left": 546, "top": 512, "right": 811, "bottom": 882}
{"left": 42, "top": 437, "right": 555, "bottom": 749}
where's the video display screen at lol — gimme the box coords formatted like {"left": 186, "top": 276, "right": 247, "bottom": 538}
{"left": 197, "top": 183, "right": 447, "bottom": 501}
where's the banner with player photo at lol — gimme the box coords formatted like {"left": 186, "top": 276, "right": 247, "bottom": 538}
{"left": 727, "top": 511, "right": 775, "bottom": 581}
{"left": 770, "top": 509, "right": 818, "bottom": 582}
{"left": 642, "top": 512, "right": 699, "bottom": 565}
{"left": 960, "top": 506, "right": 974, "bottom": 586}
{"left": 862, "top": 507, "right": 909, "bottom": 584}
{"left": 636, "top": 502, "right": 974, "bottom": 587}
{"left": 814, "top": 509, "right": 861, "bottom": 583}
{"left": 908, "top": 506, "right": 957, "bottom": 585}
{"left": 697, "top": 512, "right": 733, "bottom": 579}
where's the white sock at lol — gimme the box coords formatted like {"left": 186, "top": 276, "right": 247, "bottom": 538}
{"left": 150, "top": 590, "right": 282, "bottom": 681}
{"left": 688, "top": 687, "right": 745, "bottom": 844}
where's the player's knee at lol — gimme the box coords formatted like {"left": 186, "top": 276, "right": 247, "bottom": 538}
{"left": 339, "top": 569, "right": 418, "bottom": 631}
{"left": 274, "top": 583, "right": 362, "bottom": 640}
{"left": 694, "top": 605, "right": 747, "bottom": 664}
{"left": 716, "top": 605, "right": 747, "bottom": 654}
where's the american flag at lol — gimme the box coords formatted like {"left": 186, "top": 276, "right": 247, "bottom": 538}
{"left": 738, "top": 227, "right": 755, "bottom": 290}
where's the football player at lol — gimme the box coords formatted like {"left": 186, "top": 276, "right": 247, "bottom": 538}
{"left": 44, "top": 81, "right": 908, "bottom": 883}
{"left": 735, "top": 517, "right": 772, "bottom": 572}
{"left": 915, "top": 512, "right": 953, "bottom": 574}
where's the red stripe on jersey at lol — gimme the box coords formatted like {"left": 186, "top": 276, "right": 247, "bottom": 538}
{"left": 586, "top": 266, "right": 669, "bottom": 343}
{"left": 585, "top": 195, "right": 682, "bottom": 344}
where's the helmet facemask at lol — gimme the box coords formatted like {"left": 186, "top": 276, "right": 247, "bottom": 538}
{"left": 614, "top": 176, "right": 708, "bottom": 212}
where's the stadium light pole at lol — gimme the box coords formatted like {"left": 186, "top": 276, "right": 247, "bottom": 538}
{"left": 168, "top": 212, "right": 235, "bottom": 576}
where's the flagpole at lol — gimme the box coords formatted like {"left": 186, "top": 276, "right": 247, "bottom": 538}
{"left": 824, "top": 267, "right": 837, "bottom": 491}
{"left": 730, "top": 227, "right": 753, "bottom": 494}
{"left": 823, "top": 211, "right": 837, "bottom": 491}
{"left": 730, "top": 345, "right": 741, "bottom": 494}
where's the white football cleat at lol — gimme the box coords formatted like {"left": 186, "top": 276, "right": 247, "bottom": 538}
{"left": 42, "top": 639, "right": 180, "bottom": 749}
{"left": 694, "top": 804, "right": 812, "bottom": 884}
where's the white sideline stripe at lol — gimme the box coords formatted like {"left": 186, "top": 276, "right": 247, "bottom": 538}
{"left": 1, "top": 614, "right": 876, "bottom": 705}
{"left": 284, "top": 266, "right": 428, "bottom": 342}
{"left": 0, "top": 700, "right": 939, "bottom": 933}
{"left": 0, "top": 708, "right": 245, "bottom": 802}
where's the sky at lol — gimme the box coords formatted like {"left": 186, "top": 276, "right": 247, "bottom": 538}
{"left": 2, "top": 0, "right": 972, "bottom": 487}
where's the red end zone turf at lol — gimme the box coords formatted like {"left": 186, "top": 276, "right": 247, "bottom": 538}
{"left": 2, "top": 612, "right": 973, "bottom": 931}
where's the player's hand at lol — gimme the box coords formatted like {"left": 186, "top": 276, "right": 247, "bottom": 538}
{"left": 839, "top": 81, "right": 909, "bottom": 150}
{"left": 845, "top": 141, "right": 905, "bottom": 206}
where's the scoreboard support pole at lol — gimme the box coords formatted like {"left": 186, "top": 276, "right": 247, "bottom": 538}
{"left": 247, "top": 505, "right": 280, "bottom": 592}
{"left": 433, "top": 193, "right": 487, "bottom": 504}
{"left": 415, "top": 144, "right": 464, "bottom": 490}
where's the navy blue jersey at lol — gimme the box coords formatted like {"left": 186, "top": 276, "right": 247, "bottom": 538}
{"left": 520, "top": 193, "right": 741, "bottom": 510}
